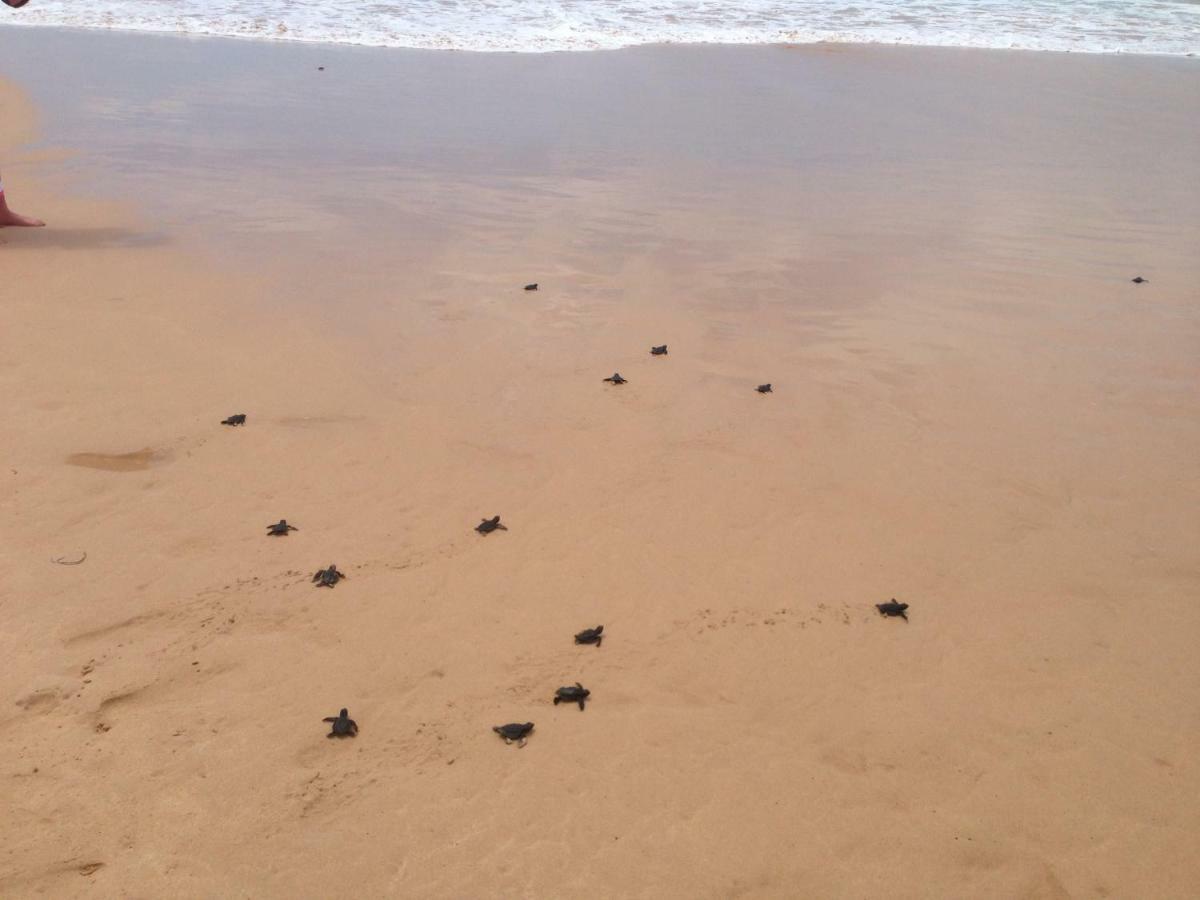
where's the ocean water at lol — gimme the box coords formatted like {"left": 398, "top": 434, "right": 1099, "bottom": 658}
{"left": 2, "top": 0, "right": 1199, "bottom": 55}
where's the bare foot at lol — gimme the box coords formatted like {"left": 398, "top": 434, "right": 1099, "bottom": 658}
{"left": 0, "top": 207, "right": 45, "bottom": 227}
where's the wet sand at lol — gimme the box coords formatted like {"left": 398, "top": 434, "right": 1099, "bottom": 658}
{"left": 1, "top": 31, "right": 1199, "bottom": 898}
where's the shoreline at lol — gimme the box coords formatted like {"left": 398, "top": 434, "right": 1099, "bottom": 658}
{"left": 1, "top": 21, "right": 1198, "bottom": 59}
{"left": 2, "top": 30, "right": 1199, "bottom": 898}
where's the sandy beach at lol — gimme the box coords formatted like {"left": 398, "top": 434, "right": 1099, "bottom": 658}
{"left": 1, "top": 29, "right": 1199, "bottom": 898}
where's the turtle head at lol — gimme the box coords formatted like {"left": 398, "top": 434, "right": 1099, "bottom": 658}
{"left": 339, "top": 708, "right": 348, "bottom": 718}
{"left": 594, "top": 625, "right": 604, "bottom": 635}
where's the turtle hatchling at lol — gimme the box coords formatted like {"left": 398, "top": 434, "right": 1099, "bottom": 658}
{"left": 476, "top": 515, "right": 507, "bottom": 535}
{"left": 1131, "top": 276, "right": 1147, "bottom": 284}
{"left": 554, "top": 683, "right": 591, "bottom": 710}
{"left": 574, "top": 625, "right": 604, "bottom": 647}
{"left": 875, "top": 599, "right": 909, "bottom": 621}
{"left": 221, "top": 413, "right": 247, "bottom": 426}
{"left": 493, "top": 722, "right": 534, "bottom": 747}
{"left": 323, "top": 708, "right": 358, "bottom": 738}
{"left": 756, "top": 384, "right": 772, "bottom": 394}
{"left": 603, "top": 373, "right": 628, "bottom": 385}
{"left": 266, "top": 519, "right": 298, "bottom": 536}
{"left": 650, "top": 345, "right": 668, "bottom": 356}
{"left": 312, "top": 564, "right": 346, "bottom": 587}
{"left": 524, "top": 283, "right": 539, "bottom": 291}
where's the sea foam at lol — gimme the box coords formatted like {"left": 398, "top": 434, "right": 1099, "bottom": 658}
{"left": 3, "top": 0, "right": 1199, "bottom": 56}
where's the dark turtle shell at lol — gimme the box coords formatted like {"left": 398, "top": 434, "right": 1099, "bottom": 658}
{"left": 574, "top": 625, "right": 604, "bottom": 646}
{"left": 322, "top": 708, "right": 358, "bottom": 737}
{"left": 554, "top": 683, "right": 590, "bottom": 709}
{"left": 476, "top": 515, "right": 507, "bottom": 534}
{"left": 493, "top": 722, "right": 534, "bottom": 745}
{"left": 313, "top": 565, "right": 346, "bottom": 587}
{"left": 875, "top": 599, "right": 909, "bottom": 621}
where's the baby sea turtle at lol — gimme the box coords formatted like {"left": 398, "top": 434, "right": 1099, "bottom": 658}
{"left": 875, "top": 599, "right": 909, "bottom": 621}
{"left": 493, "top": 722, "right": 534, "bottom": 747}
{"left": 312, "top": 564, "right": 346, "bottom": 587}
{"left": 603, "top": 373, "right": 628, "bottom": 385}
{"left": 574, "top": 625, "right": 604, "bottom": 647}
{"left": 650, "top": 345, "right": 668, "bottom": 356}
{"left": 524, "top": 283, "right": 538, "bottom": 291}
{"left": 266, "top": 519, "right": 297, "bottom": 536}
{"left": 476, "top": 515, "right": 507, "bottom": 535}
{"left": 322, "top": 708, "right": 358, "bottom": 738}
{"left": 1131, "top": 276, "right": 1147, "bottom": 284}
{"left": 554, "top": 683, "right": 590, "bottom": 710}
{"left": 221, "top": 414, "right": 247, "bottom": 426}
{"left": 756, "top": 384, "right": 772, "bottom": 393}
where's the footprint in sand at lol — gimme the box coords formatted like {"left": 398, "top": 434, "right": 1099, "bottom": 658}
{"left": 66, "top": 448, "right": 170, "bottom": 472}
{"left": 683, "top": 604, "right": 859, "bottom": 636}
{"left": 16, "top": 688, "right": 61, "bottom": 715}
{"left": 276, "top": 414, "right": 365, "bottom": 429}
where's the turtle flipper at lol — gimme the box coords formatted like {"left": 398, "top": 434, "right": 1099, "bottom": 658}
{"left": 553, "top": 697, "right": 561, "bottom": 705}
{"left": 322, "top": 717, "right": 337, "bottom": 722}
{"left": 578, "top": 699, "right": 586, "bottom": 711}
{"left": 595, "top": 636, "right": 603, "bottom": 647}
{"left": 493, "top": 726, "right": 514, "bottom": 744}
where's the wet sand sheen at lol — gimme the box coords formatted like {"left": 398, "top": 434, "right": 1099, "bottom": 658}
{"left": 1, "top": 33, "right": 1199, "bottom": 899}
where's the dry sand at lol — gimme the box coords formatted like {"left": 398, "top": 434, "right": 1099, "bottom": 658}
{"left": 1, "top": 34, "right": 1199, "bottom": 898}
